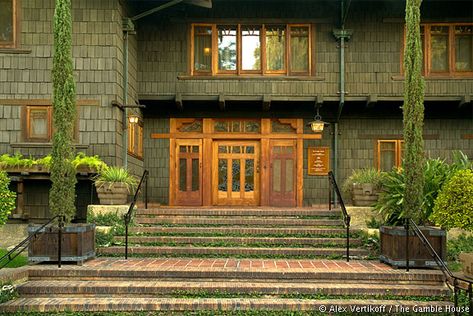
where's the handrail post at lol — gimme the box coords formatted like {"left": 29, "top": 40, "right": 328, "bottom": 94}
{"left": 145, "top": 172, "right": 148, "bottom": 209}
{"left": 124, "top": 214, "right": 129, "bottom": 260}
{"left": 58, "top": 215, "right": 64, "bottom": 269}
{"left": 346, "top": 215, "right": 350, "bottom": 262}
{"left": 328, "top": 175, "right": 332, "bottom": 210}
{"left": 404, "top": 218, "right": 409, "bottom": 272}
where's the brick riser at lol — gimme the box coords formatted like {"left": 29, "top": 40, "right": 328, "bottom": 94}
{"left": 129, "top": 226, "right": 352, "bottom": 235}
{"left": 114, "top": 236, "right": 362, "bottom": 246}
{"left": 135, "top": 217, "right": 343, "bottom": 226}
{"left": 0, "top": 298, "right": 453, "bottom": 313}
{"left": 17, "top": 280, "right": 450, "bottom": 297}
{"left": 98, "top": 246, "right": 369, "bottom": 257}
{"left": 136, "top": 208, "right": 340, "bottom": 217}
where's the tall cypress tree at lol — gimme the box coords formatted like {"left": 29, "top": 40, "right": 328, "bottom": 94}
{"left": 403, "top": 0, "right": 425, "bottom": 223}
{"left": 50, "top": 0, "right": 77, "bottom": 223}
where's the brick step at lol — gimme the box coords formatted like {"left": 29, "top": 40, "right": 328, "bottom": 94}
{"left": 27, "top": 265, "right": 445, "bottom": 284}
{"left": 0, "top": 297, "right": 453, "bottom": 313}
{"left": 17, "top": 280, "right": 450, "bottom": 297}
{"left": 129, "top": 226, "right": 354, "bottom": 236}
{"left": 114, "top": 236, "right": 362, "bottom": 246}
{"left": 98, "top": 246, "right": 369, "bottom": 257}
{"left": 134, "top": 216, "right": 343, "bottom": 227}
{"left": 136, "top": 208, "right": 340, "bottom": 217}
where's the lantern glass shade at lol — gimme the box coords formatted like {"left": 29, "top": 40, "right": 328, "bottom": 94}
{"left": 128, "top": 116, "right": 139, "bottom": 124}
{"left": 309, "top": 120, "right": 325, "bottom": 133}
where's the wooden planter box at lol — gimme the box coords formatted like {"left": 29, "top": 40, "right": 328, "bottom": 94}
{"left": 380, "top": 225, "right": 446, "bottom": 268}
{"left": 96, "top": 182, "right": 128, "bottom": 205}
{"left": 28, "top": 223, "right": 95, "bottom": 264}
{"left": 352, "top": 183, "right": 379, "bottom": 206}
{"left": 459, "top": 253, "right": 473, "bottom": 279}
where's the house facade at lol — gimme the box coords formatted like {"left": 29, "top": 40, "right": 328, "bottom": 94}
{"left": 0, "top": 0, "right": 472, "bottom": 216}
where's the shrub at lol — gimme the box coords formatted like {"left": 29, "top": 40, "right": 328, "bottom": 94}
{"left": 342, "top": 168, "right": 385, "bottom": 195}
{"left": 430, "top": 169, "right": 473, "bottom": 231}
{"left": 375, "top": 157, "right": 460, "bottom": 226}
{"left": 0, "top": 153, "right": 35, "bottom": 169}
{"left": 94, "top": 167, "right": 138, "bottom": 193}
{"left": 72, "top": 152, "right": 107, "bottom": 172}
{"left": 0, "top": 171, "right": 16, "bottom": 225}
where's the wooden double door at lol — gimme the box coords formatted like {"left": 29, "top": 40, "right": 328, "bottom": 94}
{"left": 174, "top": 139, "right": 296, "bottom": 206}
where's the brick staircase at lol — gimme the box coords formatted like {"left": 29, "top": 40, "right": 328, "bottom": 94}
{"left": 99, "top": 207, "right": 370, "bottom": 259}
{"left": 0, "top": 258, "right": 452, "bottom": 313}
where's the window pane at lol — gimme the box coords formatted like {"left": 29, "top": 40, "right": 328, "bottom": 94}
{"left": 265, "top": 25, "right": 286, "bottom": 71}
{"left": 455, "top": 26, "right": 473, "bottom": 71}
{"left": 194, "top": 26, "right": 212, "bottom": 72}
{"left": 0, "top": 0, "right": 13, "bottom": 43}
{"left": 430, "top": 26, "right": 449, "bottom": 72}
{"left": 272, "top": 159, "right": 281, "bottom": 192}
{"left": 232, "top": 159, "right": 240, "bottom": 192}
{"left": 179, "top": 159, "right": 187, "bottom": 191}
{"left": 218, "top": 26, "right": 237, "bottom": 71}
{"left": 29, "top": 109, "right": 49, "bottom": 139}
{"left": 137, "top": 125, "right": 143, "bottom": 157}
{"left": 379, "top": 142, "right": 396, "bottom": 172}
{"left": 241, "top": 26, "right": 261, "bottom": 70}
{"left": 191, "top": 159, "right": 199, "bottom": 191}
{"left": 285, "top": 159, "right": 294, "bottom": 192}
{"left": 245, "top": 159, "right": 254, "bottom": 192}
{"left": 218, "top": 159, "right": 227, "bottom": 192}
{"left": 290, "top": 26, "right": 309, "bottom": 72}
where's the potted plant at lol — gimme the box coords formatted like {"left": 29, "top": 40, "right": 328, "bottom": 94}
{"left": 28, "top": 0, "right": 95, "bottom": 264}
{"left": 94, "top": 167, "right": 137, "bottom": 205}
{"left": 375, "top": 156, "right": 472, "bottom": 268}
{"left": 342, "top": 168, "right": 385, "bottom": 206}
{"left": 431, "top": 169, "right": 473, "bottom": 278}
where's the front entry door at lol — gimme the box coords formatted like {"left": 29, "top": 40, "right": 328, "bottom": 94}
{"left": 269, "top": 140, "right": 296, "bottom": 207}
{"left": 213, "top": 141, "right": 260, "bottom": 205}
{"left": 175, "top": 139, "right": 202, "bottom": 206}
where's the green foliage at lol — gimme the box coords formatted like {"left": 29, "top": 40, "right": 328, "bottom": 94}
{"left": 447, "top": 234, "right": 473, "bottom": 262}
{"left": 50, "top": 0, "right": 77, "bottom": 223}
{"left": 366, "top": 217, "right": 382, "bottom": 229}
{"left": 0, "top": 171, "right": 16, "bottom": 225}
{"left": 375, "top": 157, "right": 468, "bottom": 226}
{"left": 342, "top": 168, "right": 386, "bottom": 195}
{"left": 35, "top": 155, "right": 52, "bottom": 168}
{"left": 0, "top": 283, "right": 18, "bottom": 304}
{"left": 430, "top": 169, "right": 473, "bottom": 231}
{"left": 402, "top": 0, "right": 425, "bottom": 223}
{"left": 0, "top": 153, "right": 35, "bottom": 169}
{"left": 94, "top": 167, "right": 138, "bottom": 192}
{"left": 0, "top": 249, "right": 28, "bottom": 268}
{"left": 72, "top": 152, "right": 107, "bottom": 172}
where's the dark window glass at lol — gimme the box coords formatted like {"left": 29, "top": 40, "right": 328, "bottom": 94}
{"left": 455, "top": 25, "right": 473, "bottom": 72}
{"left": 194, "top": 26, "right": 212, "bottom": 72}
{"left": 430, "top": 26, "right": 449, "bottom": 72}
{"left": 290, "top": 26, "right": 309, "bottom": 72}
{"left": 265, "top": 25, "right": 286, "bottom": 71}
{"left": 0, "top": 0, "right": 13, "bottom": 43}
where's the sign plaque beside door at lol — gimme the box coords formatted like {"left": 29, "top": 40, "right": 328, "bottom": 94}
{"left": 308, "top": 147, "right": 330, "bottom": 175}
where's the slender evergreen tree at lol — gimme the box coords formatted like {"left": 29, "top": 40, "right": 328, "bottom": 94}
{"left": 403, "top": 0, "right": 425, "bottom": 223}
{"left": 50, "top": 0, "right": 77, "bottom": 223}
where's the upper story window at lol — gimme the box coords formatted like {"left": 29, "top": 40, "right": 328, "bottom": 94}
{"left": 25, "top": 106, "right": 52, "bottom": 142}
{"left": 191, "top": 23, "right": 312, "bottom": 76}
{"left": 0, "top": 0, "right": 17, "bottom": 48}
{"left": 405, "top": 24, "right": 473, "bottom": 77}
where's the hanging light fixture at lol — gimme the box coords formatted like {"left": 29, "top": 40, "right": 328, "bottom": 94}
{"left": 307, "top": 105, "right": 327, "bottom": 133}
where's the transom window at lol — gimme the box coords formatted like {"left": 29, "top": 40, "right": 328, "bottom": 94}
{"left": 192, "top": 23, "right": 312, "bottom": 76}
{"left": 0, "top": 0, "right": 17, "bottom": 48}
{"left": 405, "top": 23, "right": 473, "bottom": 76}
{"left": 214, "top": 120, "right": 260, "bottom": 133}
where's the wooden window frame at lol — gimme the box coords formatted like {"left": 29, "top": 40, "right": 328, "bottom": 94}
{"left": 402, "top": 23, "right": 473, "bottom": 77}
{"left": 376, "top": 140, "right": 403, "bottom": 171}
{"left": 24, "top": 106, "right": 52, "bottom": 142}
{"left": 128, "top": 119, "right": 143, "bottom": 160}
{"left": 191, "top": 23, "right": 312, "bottom": 77}
{"left": 0, "top": 0, "right": 19, "bottom": 49}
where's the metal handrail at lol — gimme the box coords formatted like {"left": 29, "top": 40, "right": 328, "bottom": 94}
{"left": 406, "top": 218, "right": 473, "bottom": 315}
{"left": 0, "top": 215, "right": 62, "bottom": 270}
{"left": 328, "top": 171, "right": 351, "bottom": 262}
{"left": 124, "top": 169, "right": 149, "bottom": 259}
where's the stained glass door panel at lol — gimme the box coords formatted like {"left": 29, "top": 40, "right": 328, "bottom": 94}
{"left": 269, "top": 140, "right": 296, "bottom": 207}
{"left": 213, "top": 141, "right": 260, "bottom": 205}
{"left": 175, "top": 139, "right": 202, "bottom": 206}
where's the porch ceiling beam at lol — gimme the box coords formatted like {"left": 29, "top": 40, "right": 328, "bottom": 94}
{"left": 365, "top": 94, "right": 378, "bottom": 108}
{"left": 175, "top": 93, "right": 183, "bottom": 110}
{"left": 262, "top": 95, "right": 271, "bottom": 111}
{"left": 459, "top": 95, "right": 471, "bottom": 108}
{"left": 218, "top": 94, "right": 225, "bottom": 111}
